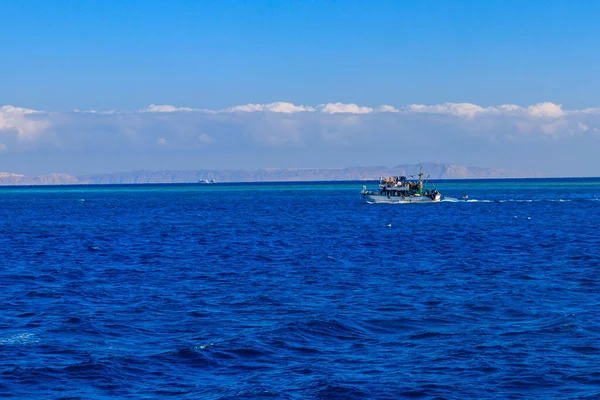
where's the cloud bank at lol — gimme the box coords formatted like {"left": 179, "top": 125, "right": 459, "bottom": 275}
{"left": 1, "top": 101, "right": 600, "bottom": 176}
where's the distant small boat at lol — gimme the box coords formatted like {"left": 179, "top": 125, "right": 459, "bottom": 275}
{"left": 461, "top": 194, "right": 469, "bottom": 200}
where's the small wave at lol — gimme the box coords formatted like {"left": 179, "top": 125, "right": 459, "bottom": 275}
{"left": 279, "top": 317, "right": 368, "bottom": 343}
{"left": 232, "top": 388, "right": 285, "bottom": 398}
{"left": 571, "top": 346, "right": 600, "bottom": 355}
{"left": 155, "top": 347, "right": 218, "bottom": 367}
{"left": 225, "top": 347, "right": 269, "bottom": 358}
{"left": 398, "top": 390, "right": 431, "bottom": 398}
{"left": 314, "top": 381, "right": 369, "bottom": 400}
{"left": 0, "top": 333, "right": 39, "bottom": 346}
{"left": 408, "top": 331, "right": 454, "bottom": 340}
{"left": 25, "top": 290, "right": 61, "bottom": 298}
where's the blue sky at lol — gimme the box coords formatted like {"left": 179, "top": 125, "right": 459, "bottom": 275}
{"left": 1, "top": 1, "right": 600, "bottom": 176}
{"left": 3, "top": 0, "right": 600, "bottom": 110}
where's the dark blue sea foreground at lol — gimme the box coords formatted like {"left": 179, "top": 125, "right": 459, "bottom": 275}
{"left": 1, "top": 180, "right": 599, "bottom": 399}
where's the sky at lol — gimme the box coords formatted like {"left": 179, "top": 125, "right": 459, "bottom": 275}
{"left": 1, "top": 0, "right": 600, "bottom": 176}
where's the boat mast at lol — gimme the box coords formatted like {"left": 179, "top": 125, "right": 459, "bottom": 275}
{"left": 418, "top": 167, "right": 423, "bottom": 194}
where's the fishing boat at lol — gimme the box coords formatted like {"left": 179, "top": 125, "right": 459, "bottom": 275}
{"left": 361, "top": 167, "right": 441, "bottom": 204}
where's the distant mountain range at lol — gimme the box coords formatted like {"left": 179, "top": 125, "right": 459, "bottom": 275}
{"left": 0, "top": 163, "right": 534, "bottom": 185}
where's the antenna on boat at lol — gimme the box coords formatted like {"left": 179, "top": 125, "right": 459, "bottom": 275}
{"left": 423, "top": 173, "right": 431, "bottom": 185}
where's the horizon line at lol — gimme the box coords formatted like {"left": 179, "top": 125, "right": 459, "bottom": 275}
{"left": 1, "top": 176, "right": 600, "bottom": 188}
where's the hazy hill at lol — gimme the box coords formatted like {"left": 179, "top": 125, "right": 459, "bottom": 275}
{"left": 0, "top": 163, "right": 533, "bottom": 185}
{"left": 0, "top": 172, "right": 80, "bottom": 186}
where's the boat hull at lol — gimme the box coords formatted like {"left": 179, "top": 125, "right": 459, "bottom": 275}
{"left": 364, "top": 194, "right": 441, "bottom": 204}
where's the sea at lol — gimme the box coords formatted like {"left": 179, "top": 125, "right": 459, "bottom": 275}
{"left": 1, "top": 179, "right": 599, "bottom": 399}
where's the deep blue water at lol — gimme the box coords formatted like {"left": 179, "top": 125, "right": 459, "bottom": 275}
{"left": 1, "top": 180, "right": 599, "bottom": 399}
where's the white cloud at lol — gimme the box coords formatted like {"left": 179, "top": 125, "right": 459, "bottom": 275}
{"left": 572, "top": 107, "right": 600, "bottom": 115}
{"left": 88, "top": 100, "right": 573, "bottom": 120}
{"left": 539, "top": 119, "right": 569, "bottom": 136}
{"left": 403, "top": 101, "right": 570, "bottom": 119}
{"left": 73, "top": 109, "right": 117, "bottom": 114}
{"left": 403, "top": 102, "right": 542, "bottom": 118}
{"left": 0, "top": 105, "right": 39, "bottom": 114}
{"left": 406, "top": 102, "right": 487, "bottom": 118}
{"left": 59, "top": 101, "right": 580, "bottom": 119}
{"left": 317, "top": 102, "right": 374, "bottom": 114}
{"left": 0, "top": 105, "right": 49, "bottom": 139}
{"left": 223, "top": 102, "right": 392, "bottom": 114}
{"left": 1, "top": 100, "right": 599, "bottom": 177}
{"left": 526, "top": 102, "right": 564, "bottom": 118}
{"left": 224, "top": 102, "right": 315, "bottom": 113}
{"left": 1, "top": 101, "right": 596, "bottom": 149}
{"left": 496, "top": 104, "right": 522, "bottom": 112}
{"left": 375, "top": 105, "right": 400, "bottom": 113}
{"left": 143, "top": 104, "right": 195, "bottom": 113}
